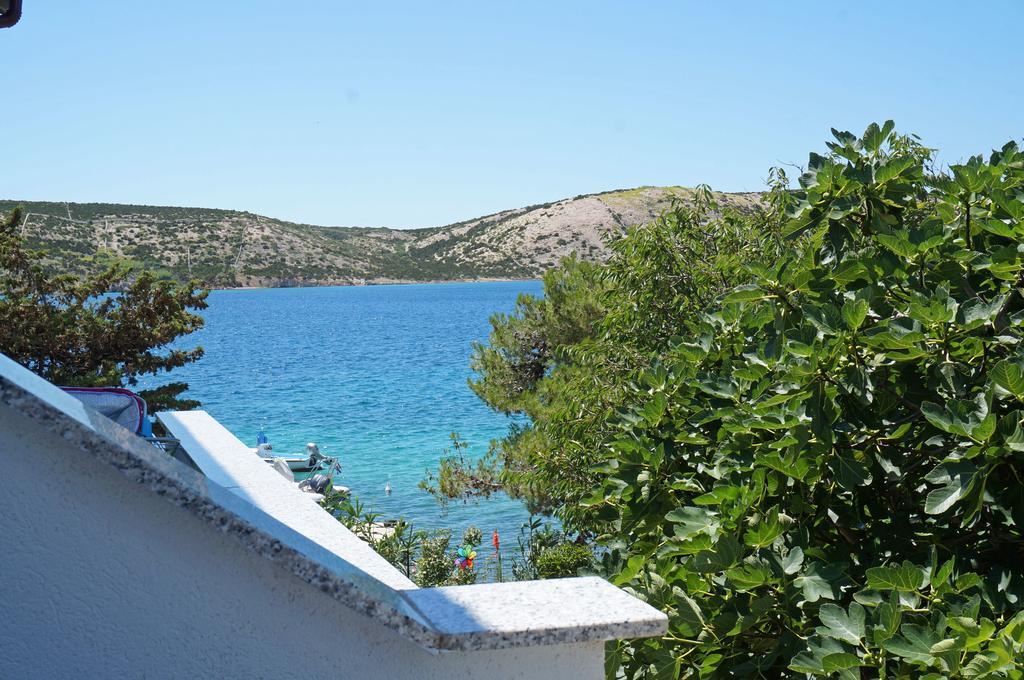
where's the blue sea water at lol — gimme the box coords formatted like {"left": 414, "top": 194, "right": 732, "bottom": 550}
{"left": 144, "top": 280, "right": 544, "bottom": 549}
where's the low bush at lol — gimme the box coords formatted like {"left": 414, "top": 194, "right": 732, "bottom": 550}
{"left": 536, "top": 543, "right": 594, "bottom": 579}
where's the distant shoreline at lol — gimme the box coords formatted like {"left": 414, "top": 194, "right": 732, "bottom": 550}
{"left": 212, "top": 276, "right": 543, "bottom": 292}
{"left": 7, "top": 186, "right": 761, "bottom": 292}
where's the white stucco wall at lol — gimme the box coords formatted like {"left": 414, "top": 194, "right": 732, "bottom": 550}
{"left": 0, "top": 402, "right": 604, "bottom": 679}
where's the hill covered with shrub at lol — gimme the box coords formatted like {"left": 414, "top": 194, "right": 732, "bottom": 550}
{"left": 0, "top": 187, "right": 762, "bottom": 287}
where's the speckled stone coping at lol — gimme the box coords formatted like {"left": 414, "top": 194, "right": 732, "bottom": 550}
{"left": 404, "top": 577, "right": 668, "bottom": 651}
{"left": 0, "top": 353, "right": 667, "bottom": 652}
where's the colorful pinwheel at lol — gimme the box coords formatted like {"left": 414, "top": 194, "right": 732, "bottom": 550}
{"left": 454, "top": 545, "right": 477, "bottom": 570}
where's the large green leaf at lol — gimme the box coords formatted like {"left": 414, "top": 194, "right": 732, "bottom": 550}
{"left": 863, "top": 120, "right": 895, "bottom": 153}
{"left": 674, "top": 592, "right": 705, "bottom": 637}
{"left": 924, "top": 461, "right": 978, "bottom": 514}
{"left": 882, "top": 624, "right": 940, "bottom": 665}
{"left": 778, "top": 546, "right": 805, "bottom": 575}
{"left": 795, "top": 562, "right": 840, "bottom": 602}
{"left": 666, "top": 506, "right": 720, "bottom": 539}
{"left": 925, "top": 478, "right": 973, "bottom": 515}
{"left": 959, "top": 295, "right": 1006, "bottom": 327}
{"left": 726, "top": 559, "right": 775, "bottom": 590}
{"left": 822, "top": 652, "right": 863, "bottom": 672}
{"left": 873, "top": 600, "right": 902, "bottom": 644}
{"left": 696, "top": 375, "right": 738, "bottom": 399}
{"left": 841, "top": 298, "right": 869, "bottom": 331}
{"left": 758, "top": 451, "right": 813, "bottom": 481}
{"left": 948, "top": 617, "right": 996, "bottom": 650}
{"left": 875, "top": 154, "right": 916, "bottom": 183}
{"left": 997, "top": 412, "right": 1024, "bottom": 451}
{"left": 991, "top": 358, "right": 1024, "bottom": 398}
{"left": 921, "top": 394, "right": 994, "bottom": 440}
{"left": 921, "top": 401, "right": 954, "bottom": 433}
{"left": 818, "top": 603, "right": 866, "bottom": 644}
{"left": 692, "top": 485, "right": 742, "bottom": 506}
{"left": 723, "top": 283, "right": 766, "bottom": 303}
{"left": 829, "top": 454, "right": 872, "bottom": 490}
{"left": 803, "top": 303, "right": 843, "bottom": 336}
{"left": 866, "top": 563, "right": 923, "bottom": 592}
{"left": 789, "top": 637, "right": 847, "bottom": 675}
{"left": 743, "top": 510, "right": 784, "bottom": 547}
{"left": 690, "top": 536, "right": 743, "bottom": 573}
{"left": 876, "top": 233, "right": 917, "bottom": 258}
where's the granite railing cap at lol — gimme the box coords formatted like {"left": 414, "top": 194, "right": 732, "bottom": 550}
{"left": 402, "top": 577, "right": 668, "bottom": 651}
{"left": 0, "top": 353, "right": 668, "bottom": 652}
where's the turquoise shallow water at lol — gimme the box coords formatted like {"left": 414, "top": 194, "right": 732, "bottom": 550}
{"left": 141, "top": 280, "right": 543, "bottom": 548}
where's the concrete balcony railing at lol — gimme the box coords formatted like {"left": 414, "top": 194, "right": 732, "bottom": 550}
{"left": 0, "top": 353, "right": 666, "bottom": 679}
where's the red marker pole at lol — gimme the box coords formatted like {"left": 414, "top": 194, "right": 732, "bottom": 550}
{"left": 492, "top": 530, "right": 502, "bottom": 582}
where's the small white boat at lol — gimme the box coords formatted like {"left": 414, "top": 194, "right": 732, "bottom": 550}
{"left": 253, "top": 440, "right": 328, "bottom": 473}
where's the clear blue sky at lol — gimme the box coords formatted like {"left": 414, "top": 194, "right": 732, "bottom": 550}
{"left": 4, "top": 1, "right": 1021, "bottom": 228}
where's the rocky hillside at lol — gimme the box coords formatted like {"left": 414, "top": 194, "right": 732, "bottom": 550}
{"left": 0, "top": 187, "right": 764, "bottom": 287}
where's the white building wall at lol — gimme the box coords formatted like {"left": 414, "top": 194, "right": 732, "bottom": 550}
{"left": 0, "top": 402, "right": 604, "bottom": 680}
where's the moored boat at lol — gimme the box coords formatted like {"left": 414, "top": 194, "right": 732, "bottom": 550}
{"left": 254, "top": 430, "right": 341, "bottom": 479}
{"left": 253, "top": 436, "right": 331, "bottom": 473}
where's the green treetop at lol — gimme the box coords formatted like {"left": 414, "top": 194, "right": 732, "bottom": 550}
{"left": 0, "top": 206, "right": 208, "bottom": 411}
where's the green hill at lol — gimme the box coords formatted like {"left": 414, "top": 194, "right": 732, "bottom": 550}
{"left": 0, "top": 186, "right": 763, "bottom": 288}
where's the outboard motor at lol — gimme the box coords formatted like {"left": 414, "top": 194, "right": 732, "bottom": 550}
{"left": 299, "top": 473, "right": 331, "bottom": 495}
{"left": 306, "top": 442, "right": 321, "bottom": 467}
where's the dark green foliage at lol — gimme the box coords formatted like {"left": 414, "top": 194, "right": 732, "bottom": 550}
{"left": 509, "top": 516, "right": 577, "bottom": 581}
{"left": 419, "top": 433, "right": 503, "bottom": 505}
{"left": 470, "top": 256, "right": 608, "bottom": 415}
{"left": 462, "top": 190, "right": 782, "bottom": 531}
{"left": 0, "top": 207, "right": 208, "bottom": 411}
{"left": 461, "top": 124, "right": 1024, "bottom": 677}
{"left": 591, "top": 124, "right": 1024, "bottom": 677}
{"left": 414, "top": 529, "right": 462, "bottom": 587}
{"left": 535, "top": 543, "right": 595, "bottom": 579}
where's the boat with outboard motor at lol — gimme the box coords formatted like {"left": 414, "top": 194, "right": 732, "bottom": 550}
{"left": 253, "top": 431, "right": 331, "bottom": 473}
{"left": 252, "top": 431, "right": 345, "bottom": 488}
{"left": 252, "top": 430, "right": 349, "bottom": 499}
